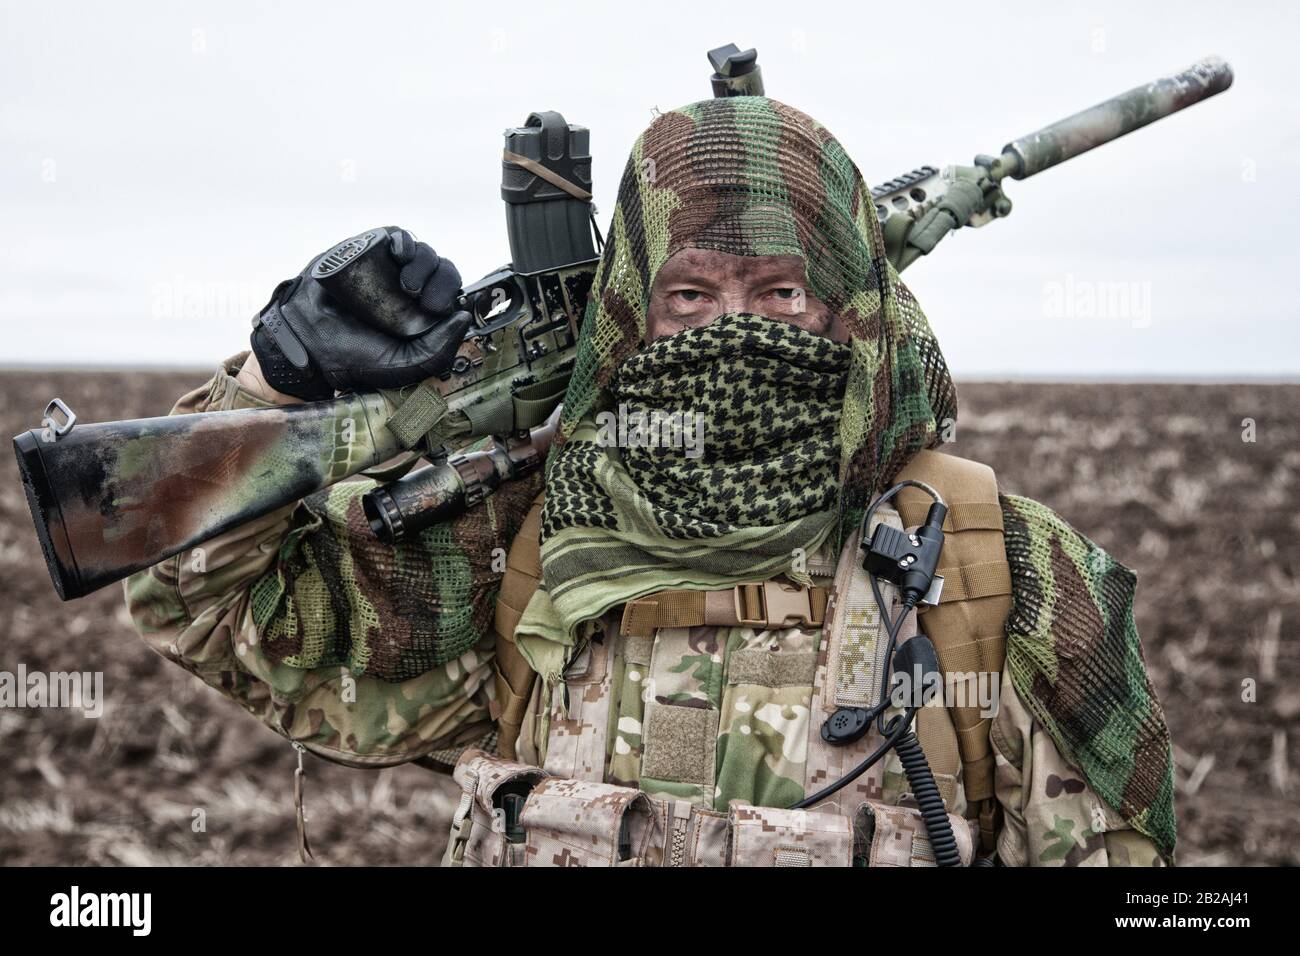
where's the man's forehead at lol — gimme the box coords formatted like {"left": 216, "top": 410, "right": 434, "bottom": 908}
{"left": 656, "top": 248, "right": 807, "bottom": 283}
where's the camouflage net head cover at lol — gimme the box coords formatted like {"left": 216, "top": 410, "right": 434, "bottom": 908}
{"left": 554, "top": 95, "right": 957, "bottom": 536}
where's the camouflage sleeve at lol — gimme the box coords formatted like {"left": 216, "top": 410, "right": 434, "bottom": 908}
{"left": 990, "top": 673, "right": 1166, "bottom": 866}
{"left": 995, "top": 492, "right": 1176, "bottom": 865}
{"left": 126, "top": 354, "right": 540, "bottom": 769}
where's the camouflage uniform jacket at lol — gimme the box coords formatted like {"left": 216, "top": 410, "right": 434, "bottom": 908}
{"left": 126, "top": 356, "right": 1167, "bottom": 866}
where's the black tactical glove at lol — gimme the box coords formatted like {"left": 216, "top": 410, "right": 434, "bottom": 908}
{"left": 251, "top": 226, "right": 472, "bottom": 400}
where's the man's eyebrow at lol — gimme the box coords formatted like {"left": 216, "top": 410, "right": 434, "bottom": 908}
{"left": 741, "top": 261, "right": 810, "bottom": 284}
{"left": 654, "top": 255, "right": 809, "bottom": 288}
{"left": 656, "top": 269, "right": 720, "bottom": 288}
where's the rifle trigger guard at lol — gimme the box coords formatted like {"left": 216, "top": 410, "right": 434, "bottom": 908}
{"left": 41, "top": 398, "right": 76, "bottom": 440}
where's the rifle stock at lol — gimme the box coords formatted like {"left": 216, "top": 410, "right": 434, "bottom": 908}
{"left": 13, "top": 250, "right": 592, "bottom": 602}
{"left": 14, "top": 392, "right": 401, "bottom": 600}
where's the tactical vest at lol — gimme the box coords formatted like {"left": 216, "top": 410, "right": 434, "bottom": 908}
{"left": 444, "top": 450, "right": 1013, "bottom": 867}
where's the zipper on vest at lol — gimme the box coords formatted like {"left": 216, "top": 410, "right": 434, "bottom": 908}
{"left": 669, "top": 800, "right": 692, "bottom": 867}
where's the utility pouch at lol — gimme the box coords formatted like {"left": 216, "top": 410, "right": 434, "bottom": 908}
{"left": 519, "top": 778, "right": 662, "bottom": 867}
{"left": 727, "top": 804, "right": 855, "bottom": 867}
{"left": 857, "top": 799, "right": 978, "bottom": 867}
{"left": 443, "top": 750, "right": 550, "bottom": 867}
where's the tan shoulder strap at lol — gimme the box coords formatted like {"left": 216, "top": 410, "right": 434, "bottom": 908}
{"left": 492, "top": 490, "right": 546, "bottom": 760}
{"left": 893, "top": 450, "right": 1012, "bottom": 835}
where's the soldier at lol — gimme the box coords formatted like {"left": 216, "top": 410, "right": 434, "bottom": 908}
{"left": 127, "top": 94, "right": 1175, "bottom": 867}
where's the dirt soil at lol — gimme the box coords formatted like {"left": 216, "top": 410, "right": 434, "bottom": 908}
{"left": 1, "top": 370, "right": 1296, "bottom": 866}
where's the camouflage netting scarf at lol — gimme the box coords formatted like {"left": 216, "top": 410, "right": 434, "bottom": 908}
{"left": 554, "top": 96, "right": 957, "bottom": 513}
{"left": 1000, "top": 494, "right": 1177, "bottom": 861}
{"left": 515, "top": 95, "right": 956, "bottom": 663}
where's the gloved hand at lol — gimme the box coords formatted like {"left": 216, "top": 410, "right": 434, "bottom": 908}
{"left": 250, "top": 226, "right": 472, "bottom": 400}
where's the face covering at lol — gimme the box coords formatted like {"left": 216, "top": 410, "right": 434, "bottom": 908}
{"left": 608, "top": 313, "right": 849, "bottom": 535}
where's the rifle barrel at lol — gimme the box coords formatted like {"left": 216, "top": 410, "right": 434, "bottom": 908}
{"left": 997, "top": 57, "right": 1233, "bottom": 181}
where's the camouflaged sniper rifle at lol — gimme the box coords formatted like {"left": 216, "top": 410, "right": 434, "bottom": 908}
{"left": 13, "top": 43, "right": 1233, "bottom": 601}
{"left": 15, "top": 110, "right": 600, "bottom": 600}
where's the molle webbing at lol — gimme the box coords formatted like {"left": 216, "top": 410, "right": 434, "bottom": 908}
{"left": 492, "top": 490, "right": 547, "bottom": 759}
{"left": 445, "top": 750, "right": 979, "bottom": 867}
{"left": 812, "top": 505, "right": 961, "bottom": 812}
{"left": 894, "top": 450, "right": 1012, "bottom": 815}
{"left": 620, "top": 582, "right": 829, "bottom": 637}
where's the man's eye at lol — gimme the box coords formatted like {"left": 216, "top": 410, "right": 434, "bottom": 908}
{"left": 772, "top": 288, "right": 799, "bottom": 300}
{"left": 675, "top": 290, "right": 703, "bottom": 303}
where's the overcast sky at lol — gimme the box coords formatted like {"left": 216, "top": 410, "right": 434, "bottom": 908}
{"left": 1, "top": 0, "right": 1295, "bottom": 377}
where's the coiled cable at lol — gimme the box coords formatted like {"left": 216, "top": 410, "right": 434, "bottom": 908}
{"left": 892, "top": 728, "right": 962, "bottom": 867}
